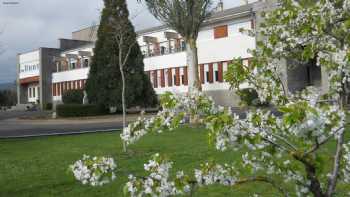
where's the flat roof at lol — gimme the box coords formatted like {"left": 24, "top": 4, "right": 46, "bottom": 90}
{"left": 72, "top": 2, "right": 256, "bottom": 36}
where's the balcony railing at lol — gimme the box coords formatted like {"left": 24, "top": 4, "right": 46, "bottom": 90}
{"left": 142, "top": 41, "right": 186, "bottom": 58}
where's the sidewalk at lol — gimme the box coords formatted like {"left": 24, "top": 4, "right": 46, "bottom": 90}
{"left": 15, "top": 113, "right": 155, "bottom": 125}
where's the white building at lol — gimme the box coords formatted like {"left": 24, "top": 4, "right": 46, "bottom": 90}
{"left": 46, "top": 3, "right": 256, "bottom": 107}
{"left": 20, "top": 2, "right": 319, "bottom": 109}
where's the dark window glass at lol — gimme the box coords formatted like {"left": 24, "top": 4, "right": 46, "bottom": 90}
{"left": 215, "top": 71, "right": 219, "bottom": 82}
{"left": 84, "top": 59, "right": 89, "bottom": 67}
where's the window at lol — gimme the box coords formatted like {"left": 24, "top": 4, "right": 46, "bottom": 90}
{"left": 33, "top": 87, "right": 36, "bottom": 97}
{"left": 215, "top": 70, "right": 219, "bottom": 82}
{"left": 83, "top": 59, "right": 89, "bottom": 67}
{"left": 214, "top": 25, "right": 228, "bottom": 39}
{"left": 29, "top": 88, "right": 32, "bottom": 98}
{"left": 181, "top": 41, "right": 186, "bottom": 51}
{"left": 206, "top": 71, "right": 210, "bottom": 83}
{"left": 71, "top": 62, "right": 76, "bottom": 69}
{"left": 161, "top": 46, "right": 166, "bottom": 55}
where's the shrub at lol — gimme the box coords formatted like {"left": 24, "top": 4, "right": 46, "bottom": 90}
{"left": 45, "top": 103, "right": 53, "bottom": 110}
{"left": 238, "top": 88, "right": 268, "bottom": 107}
{"left": 56, "top": 104, "right": 107, "bottom": 117}
{"left": 62, "top": 90, "right": 84, "bottom": 104}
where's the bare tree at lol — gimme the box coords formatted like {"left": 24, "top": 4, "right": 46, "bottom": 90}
{"left": 109, "top": 3, "right": 140, "bottom": 153}
{"left": 138, "top": 0, "right": 214, "bottom": 91}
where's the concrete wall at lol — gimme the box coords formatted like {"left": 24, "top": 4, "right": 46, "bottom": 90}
{"left": 18, "top": 50, "right": 40, "bottom": 79}
{"left": 72, "top": 26, "right": 98, "bottom": 42}
{"left": 59, "top": 39, "right": 93, "bottom": 51}
{"left": 17, "top": 50, "right": 40, "bottom": 105}
{"left": 39, "top": 48, "right": 62, "bottom": 109}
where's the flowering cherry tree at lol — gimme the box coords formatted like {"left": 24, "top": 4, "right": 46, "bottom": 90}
{"left": 70, "top": 0, "right": 350, "bottom": 196}
{"left": 120, "top": 0, "right": 350, "bottom": 196}
{"left": 70, "top": 155, "right": 117, "bottom": 186}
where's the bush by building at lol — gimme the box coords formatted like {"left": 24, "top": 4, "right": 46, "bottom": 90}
{"left": 238, "top": 88, "right": 269, "bottom": 107}
{"left": 62, "top": 90, "right": 84, "bottom": 104}
{"left": 45, "top": 103, "right": 53, "bottom": 110}
{"left": 56, "top": 104, "right": 107, "bottom": 117}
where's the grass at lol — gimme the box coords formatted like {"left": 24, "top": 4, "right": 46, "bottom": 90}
{"left": 0, "top": 126, "right": 349, "bottom": 197}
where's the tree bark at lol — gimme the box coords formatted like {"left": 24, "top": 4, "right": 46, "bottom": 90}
{"left": 120, "top": 64, "right": 127, "bottom": 153}
{"left": 293, "top": 154, "right": 325, "bottom": 197}
{"left": 186, "top": 38, "right": 202, "bottom": 92}
{"left": 326, "top": 88, "right": 347, "bottom": 196}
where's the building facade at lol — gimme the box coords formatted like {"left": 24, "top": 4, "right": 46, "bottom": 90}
{"left": 16, "top": 1, "right": 325, "bottom": 109}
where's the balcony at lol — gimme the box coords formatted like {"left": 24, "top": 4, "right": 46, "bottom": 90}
{"left": 142, "top": 44, "right": 186, "bottom": 58}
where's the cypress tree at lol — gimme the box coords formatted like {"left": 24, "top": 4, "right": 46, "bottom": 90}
{"left": 86, "top": 0, "right": 157, "bottom": 110}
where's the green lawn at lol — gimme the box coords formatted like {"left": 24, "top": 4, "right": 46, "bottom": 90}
{"left": 0, "top": 127, "right": 348, "bottom": 197}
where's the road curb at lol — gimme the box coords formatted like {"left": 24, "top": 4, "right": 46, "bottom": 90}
{"left": 0, "top": 128, "right": 122, "bottom": 139}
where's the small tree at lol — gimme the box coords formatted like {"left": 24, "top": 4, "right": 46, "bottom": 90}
{"left": 109, "top": 0, "right": 140, "bottom": 152}
{"left": 86, "top": 0, "right": 157, "bottom": 111}
{"left": 138, "top": 0, "right": 214, "bottom": 91}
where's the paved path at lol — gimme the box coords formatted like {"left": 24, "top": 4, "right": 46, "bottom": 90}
{"left": 0, "top": 114, "right": 150, "bottom": 138}
{"left": 0, "top": 111, "right": 50, "bottom": 121}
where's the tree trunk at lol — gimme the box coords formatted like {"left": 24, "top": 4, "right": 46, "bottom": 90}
{"left": 326, "top": 88, "right": 347, "bottom": 196}
{"left": 120, "top": 65, "right": 127, "bottom": 153}
{"left": 186, "top": 38, "right": 202, "bottom": 92}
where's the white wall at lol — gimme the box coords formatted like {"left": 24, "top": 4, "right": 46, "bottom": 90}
{"left": 19, "top": 50, "right": 40, "bottom": 79}
{"left": 27, "top": 84, "right": 39, "bottom": 103}
{"left": 144, "top": 52, "right": 187, "bottom": 71}
{"left": 52, "top": 67, "right": 89, "bottom": 83}
{"left": 140, "top": 20, "right": 255, "bottom": 95}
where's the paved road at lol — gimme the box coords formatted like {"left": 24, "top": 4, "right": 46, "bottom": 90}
{"left": 0, "top": 112, "right": 146, "bottom": 138}
{"left": 0, "top": 119, "right": 123, "bottom": 138}
{"left": 0, "top": 111, "right": 50, "bottom": 121}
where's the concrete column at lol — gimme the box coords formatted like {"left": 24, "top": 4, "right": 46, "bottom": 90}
{"left": 321, "top": 66, "right": 330, "bottom": 94}
{"left": 16, "top": 54, "right": 21, "bottom": 105}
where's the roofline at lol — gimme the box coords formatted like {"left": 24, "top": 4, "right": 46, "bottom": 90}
{"left": 17, "top": 47, "right": 60, "bottom": 56}
{"left": 72, "top": 25, "right": 99, "bottom": 34}
{"left": 60, "top": 43, "right": 95, "bottom": 54}
{"left": 136, "top": 2, "right": 256, "bottom": 35}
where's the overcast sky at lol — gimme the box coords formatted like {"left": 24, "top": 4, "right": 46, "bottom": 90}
{"left": 0, "top": 0, "right": 248, "bottom": 84}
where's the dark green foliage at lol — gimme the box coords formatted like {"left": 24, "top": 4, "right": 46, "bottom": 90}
{"left": 86, "top": 0, "right": 157, "bottom": 110}
{"left": 0, "top": 89, "right": 17, "bottom": 107}
{"left": 239, "top": 88, "right": 269, "bottom": 107}
{"left": 56, "top": 104, "right": 107, "bottom": 117}
{"left": 45, "top": 103, "right": 53, "bottom": 111}
{"left": 62, "top": 90, "right": 84, "bottom": 104}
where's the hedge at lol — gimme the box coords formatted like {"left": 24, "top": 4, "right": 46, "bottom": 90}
{"left": 62, "top": 90, "right": 84, "bottom": 104}
{"left": 56, "top": 104, "right": 107, "bottom": 117}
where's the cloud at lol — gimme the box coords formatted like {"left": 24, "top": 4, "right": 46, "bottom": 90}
{"left": 0, "top": 0, "right": 247, "bottom": 83}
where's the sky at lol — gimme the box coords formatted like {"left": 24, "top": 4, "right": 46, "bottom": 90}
{"left": 0, "top": 0, "right": 248, "bottom": 84}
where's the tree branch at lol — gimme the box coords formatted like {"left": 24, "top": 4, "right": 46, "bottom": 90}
{"left": 326, "top": 130, "right": 345, "bottom": 196}
{"left": 304, "top": 126, "right": 344, "bottom": 156}
{"left": 235, "top": 176, "right": 289, "bottom": 197}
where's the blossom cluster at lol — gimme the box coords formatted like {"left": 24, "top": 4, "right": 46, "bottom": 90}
{"left": 124, "top": 154, "right": 191, "bottom": 197}
{"left": 70, "top": 155, "right": 117, "bottom": 186}
{"left": 194, "top": 162, "right": 238, "bottom": 186}
{"left": 121, "top": 90, "right": 226, "bottom": 145}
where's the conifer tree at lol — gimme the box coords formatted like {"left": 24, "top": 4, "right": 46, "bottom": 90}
{"left": 86, "top": 0, "right": 157, "bottom": 111}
